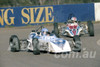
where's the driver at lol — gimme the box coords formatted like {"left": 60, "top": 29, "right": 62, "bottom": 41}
{"left": 67, "top": 17, "right": 78, "bottom": 25}
{"left": 41, "top": 28, "right": 49, "bottom": 36}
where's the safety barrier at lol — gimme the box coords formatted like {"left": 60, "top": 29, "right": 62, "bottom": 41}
{"left": 0, "top": 3, "right": 100, "bottom": 27}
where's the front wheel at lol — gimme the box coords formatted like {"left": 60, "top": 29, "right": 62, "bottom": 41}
{"left": 9, "top": 35, "right": 20, "bottom": 52}
{"left": 32, "top": 38, "right": 40, "bottom": 55}
{"left": 73, "top": 35, "right": 81, "bottom": 52}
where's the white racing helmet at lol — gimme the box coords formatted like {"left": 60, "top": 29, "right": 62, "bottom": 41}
{"left": 71, "top": 17, "right": 77, "bottom": 21}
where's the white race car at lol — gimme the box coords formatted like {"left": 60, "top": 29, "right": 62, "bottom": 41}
{"left": 9, "top": 26, "right": 81, "bottom": 55}
{"left": 58, "top": 15, "right": 94, "bottom": 37}
{"left": 59, "top": 21, "right": 94, "bottom": 37}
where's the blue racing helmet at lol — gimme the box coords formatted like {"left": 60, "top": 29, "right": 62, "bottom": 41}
{"left": 41, "top": 28, "right": 48, "bottom": 32}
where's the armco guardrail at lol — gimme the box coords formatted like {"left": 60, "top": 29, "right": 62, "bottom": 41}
{"left": 0, "top": 3, "right": 100, "bottom": 27}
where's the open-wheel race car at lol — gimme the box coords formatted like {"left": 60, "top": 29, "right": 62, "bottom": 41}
{"left": 9, "top": 25, "right": 81, "bottom": 55}
{"left": 59, "top": 17, "right": 94, "bottom": 37}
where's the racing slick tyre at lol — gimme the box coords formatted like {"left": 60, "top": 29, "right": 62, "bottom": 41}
{"left": 87, "top": 21, "right": 94, "bottom": 36}
{"left": 32, "top": 38, "right": 40, "bottom": 55}
{"left": 54, "top": 23, "right": 59, "bottom": 37}
{"left": 9, "top": 35, "right": 20, "bottom": 52}
{"left": 73, "top": 35, "right": 81, "bottom": 52}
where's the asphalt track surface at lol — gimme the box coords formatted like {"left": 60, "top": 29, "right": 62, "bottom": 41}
{"left": 0, "top": 23, "right": 100, "bottom": 67}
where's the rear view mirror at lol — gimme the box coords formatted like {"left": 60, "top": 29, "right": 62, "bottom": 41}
{"left": 32, "top": 30, "right": 35, "bottom": 32}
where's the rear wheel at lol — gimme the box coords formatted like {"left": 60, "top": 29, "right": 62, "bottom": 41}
{"left": 73, "top": 35, "right": 81, "bottom": 52}
{"left": 87, "top": 21, "right": 94, "bottom": 36}
{"left": 54, "top": 23, "right": 59, "bottom": 37}
{"left": 32, "top": 38, "right": 40, "bottom": 55}
{"left": 9, "top": 35, "right": 20, "bottom": 52}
